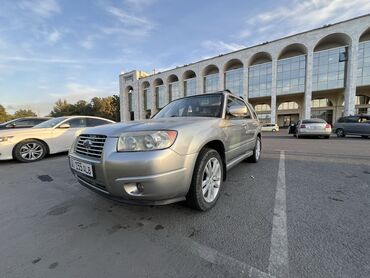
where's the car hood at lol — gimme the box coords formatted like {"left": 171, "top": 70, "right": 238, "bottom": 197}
{"left": 0, "top": 128, "right": 51, "bottom": 137}
{"left": 80, "top": 117, "right": 220, "bottom": 137}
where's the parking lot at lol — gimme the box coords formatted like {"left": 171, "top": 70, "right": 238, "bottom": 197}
{"left": 0, "top": 132, "right": 369, "bottom": 278}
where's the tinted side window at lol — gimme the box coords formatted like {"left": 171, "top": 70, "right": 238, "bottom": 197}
{"left": 12, "top": 119, "right": 36, "bottom": 127}
{"left": 65, "top": 118, "right": 86, "bottom": 128}
{"left": 346, "top": 117, "right": 360, "bottom": 123}
{"left": 34, "top": 119, "right": 47, "bottom": 124}
{"left": 337, "top": 117, "right": 344, "bottom": 123}
{"left": 227, "top": 97, "right": 251, "bottom": 119}
{"left": 87, "top": 118, "right": 111, "bottom": 127}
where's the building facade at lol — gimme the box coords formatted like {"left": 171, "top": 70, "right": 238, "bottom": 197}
{"left": 119, "top": 15, "right": 370, "bottom": 127}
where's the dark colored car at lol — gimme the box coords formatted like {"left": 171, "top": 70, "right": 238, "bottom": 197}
{"left": 0, "top": 117, "right": 51, "bottom": 130}
{"left": 333, "top": 115, "right": 370, "bottom": 138}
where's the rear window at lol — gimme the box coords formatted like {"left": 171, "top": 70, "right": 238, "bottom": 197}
{"left": 303, "top": 119, "right": 326, "bottom": 124}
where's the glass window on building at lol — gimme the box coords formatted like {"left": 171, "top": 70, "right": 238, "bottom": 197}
{"left": 248, "top": 62, "right": 272, "bottom": 98}
{"left": 312, "top": 47, "right": 347, "bottom": 91}
{"left": 225, "top": 68, "right": 243, "bottom": 97}
{"left": 311, "top": 98, "right": 333, "bottom": 108}
{"left": 357, "top": 41, "right": 370, "bottom": 86}
{"left": 278, "top": 101, "right": 299, "bottom": 110}
{"left": 155, "top": 85, "right": 166, "bottom": 109}
{"left": 257, "top": 113, "right": 271, "bottom": 123}
{"left": 169, "top": 82, "right": 179, "bottom": 101}
{"left": 204, "top": 73, "right": 219, "bottom": 93}
{"left": 184, "top": 78, "right": 197, "bottom": 96}
{"left": 143, "top": 88, "right": 151, "bottom": 111}
{"left": 277, "top": 55, "right": 306, "bottom": 95}
{"left": 255, "top": 104, "right": 271, "bottom": 112}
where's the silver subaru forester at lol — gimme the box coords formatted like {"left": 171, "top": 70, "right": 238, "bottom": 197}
{"left": 69, "top": 91, "right": 262, "bottom": 211}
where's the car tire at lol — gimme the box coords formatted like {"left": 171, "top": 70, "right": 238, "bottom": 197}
{"left": 186, "top": 148, "right": 223, "bottom": 211}
{"left": 14, "top": 139, "right": 47, "bottom": 163}
{"left": 361, "top": 135, "right": 369, "bottom": 138}
{"left": 247, "top": 136, "right": 261, "bottom": 163}
{"left": 336, "top": 128, "right": 345, "bottom": 137}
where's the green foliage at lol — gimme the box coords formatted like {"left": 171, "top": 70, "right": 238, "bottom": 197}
{"left": 13, "top": 109, "right": 37, "bottom": 118}
{"left": 49, "top": 95, "right": 120, "bottom": 121}
{"left": 0, "top": 105, "right": 38, "bottom": 123}
{"left": 0, "top": 104, "right": 9, "bottom": 123}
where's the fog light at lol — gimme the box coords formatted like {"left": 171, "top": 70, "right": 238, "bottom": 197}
{"left": 124, "top": 183, "right": 144, "bottom": 195}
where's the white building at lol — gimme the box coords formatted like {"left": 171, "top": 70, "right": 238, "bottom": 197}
{"left": 119, "top": 14, "right": 370, "bottom": 127}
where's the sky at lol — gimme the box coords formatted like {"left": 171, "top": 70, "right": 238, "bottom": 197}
{"left": 1, "top": 0, "right": 370, "bottom": 116}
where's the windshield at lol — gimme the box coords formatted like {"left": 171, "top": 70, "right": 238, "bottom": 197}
{"left": 153, "top": 94, "right": 223, "bottom": 119}
{"left": 34, "top": 117, "right": 66, "bottom": 128}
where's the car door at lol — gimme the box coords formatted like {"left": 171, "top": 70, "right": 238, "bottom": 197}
{"left": 345, "top": 116, "right": 360, "bottom": 134}
{"left": 224, "top": 96, "right": 254, "bottom": 160}
{"left": 359, "top": 116, "right": 370, "bottom": 135}
{"left": 52, "top": 117, "right": 87, "bottom": 152}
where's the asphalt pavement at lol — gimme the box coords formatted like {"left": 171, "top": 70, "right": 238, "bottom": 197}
{"left": 0, "top": 132, "right": 369, "bottom": 278}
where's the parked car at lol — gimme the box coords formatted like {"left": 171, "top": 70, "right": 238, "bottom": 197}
{"left": 333, "top": 115, "right": 370, "bottom": 138}
{"left": 261, "top": 123, "right": 279, "bottom": 132}
{"left": 0, "top": 117, "right": 51, "bottom": 130}
{"left": 289, "top": 118, "right": 332, "bottom": 139}
{"left": 69, "top": 91, "right": 262, "bottom": 211}
{"left": 0, "top": 116, "right": 115, "bottom": 162}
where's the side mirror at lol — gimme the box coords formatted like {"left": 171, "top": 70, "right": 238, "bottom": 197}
{"left": 6, "top": 123, "right": 16, "bottom": 128}
{"left": 227, "top": 105, "right": 247, "bottom": 118}
{"left": 58, "top": 123, "right": 71, "bottom": 129}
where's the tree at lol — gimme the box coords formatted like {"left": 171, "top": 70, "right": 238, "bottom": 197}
{"left": 111, "top": 95, "right": 120, "bottom": 122}
{"left": 0, "top": 104, "right": 9, "bottom": 123}
{"left": 50, "top": 99, "right": 75, "bottom": 117}
{"left": 49, "top": 95, "right": 121, "bottom": 121}
{"left": 13, "top": 109, "right": 37, "bottom": 118}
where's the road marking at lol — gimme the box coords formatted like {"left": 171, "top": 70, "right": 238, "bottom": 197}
{"left": 268, "top": 150, "right": 289, "bottom": 278}
{"left": 168, "top": 236, "right": 274, "bottom": 278}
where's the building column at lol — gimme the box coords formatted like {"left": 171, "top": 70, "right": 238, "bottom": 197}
{"left": 344, "top": 41, "right": 358, "bottom": 116}
{"left": 243, "top": 66, "right": 249, "bottom": 101}
{"left": 119, "top": 77, "right": 125, "bottom": 122}
{"left": 304, "top": 50, "right": 314, "bottom": 119}
{"left": 270, "top": 58, "right": 277, "bottom": 124}
{"left": 197, "top": 74, "right": 203, "bottom": 94}
{"left": 179, "top": 80, "right": 184, "bottom": 99}
{"left": 134, "top": 82, "right": 140, "bottom": 120}
{"left": 151, "top": 84, "right": 157, "bottom": 116}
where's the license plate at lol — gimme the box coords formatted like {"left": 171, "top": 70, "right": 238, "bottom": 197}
{"left": 70, "top": 158, "right": 94, "bottom": 177}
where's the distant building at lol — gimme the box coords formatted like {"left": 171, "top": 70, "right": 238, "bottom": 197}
{"left": 119, "top": 14, "right": 370, "bottom": 127}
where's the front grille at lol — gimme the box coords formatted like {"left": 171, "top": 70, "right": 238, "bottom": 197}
{"left": 75, "top": 134, "right": 107, "bottom": 158}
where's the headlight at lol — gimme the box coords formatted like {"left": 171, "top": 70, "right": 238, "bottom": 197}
{"left": 117, "top": 131, "right": 177, "bottom": 152}
{"left": 0, "top": 136, "right": 13, "bottom": 142}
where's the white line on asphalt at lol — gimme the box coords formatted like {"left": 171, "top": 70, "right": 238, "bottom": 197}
{"left": 268, "top": 150, "right": 289, "bottom": 278}
{"left": 170, "top": 236, "right": 274, "bottom": 278}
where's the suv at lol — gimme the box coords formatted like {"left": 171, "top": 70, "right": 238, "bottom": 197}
{"left": 69, "top": 91, "right": 262, "bottom": 211}
{"left": 0, "top": 117, "right": 51, "bottom": 130}
{"left": 333, "top": 115, "right": 370, "bottom": 138}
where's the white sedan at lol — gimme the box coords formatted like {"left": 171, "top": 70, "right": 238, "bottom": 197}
{"left": 0, "top": 116, "right": 115, "bottom": 162}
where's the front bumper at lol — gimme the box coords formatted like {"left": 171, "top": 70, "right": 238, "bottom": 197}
{"left": 69, "top": 137, "right": 197, "bottom": 205}
{"left": 0, "top": 141, "right": 15, "bottom": 160}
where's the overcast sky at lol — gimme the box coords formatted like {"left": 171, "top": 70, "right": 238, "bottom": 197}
{"left": 1, "top": 0, "right": 370, "bottom": 116}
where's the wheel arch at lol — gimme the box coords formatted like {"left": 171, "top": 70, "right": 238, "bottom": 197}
{"left": 198, "top": 139, "right": 227, "bottom": 180}
{"left": 12, "top": 138, "right": 50, "bottom": 158}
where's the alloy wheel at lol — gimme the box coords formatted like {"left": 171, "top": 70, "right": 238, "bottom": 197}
{"left": 19, "top": 143, "right": 44, "bottom": 161}
{"left": 202, "top": 157, "right": 221, "bottom": 203}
